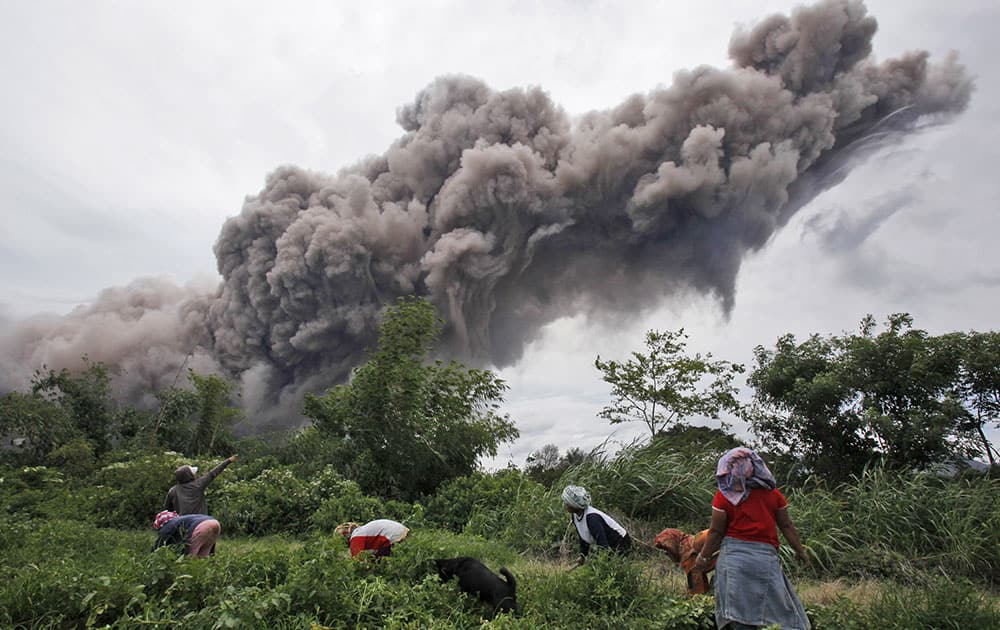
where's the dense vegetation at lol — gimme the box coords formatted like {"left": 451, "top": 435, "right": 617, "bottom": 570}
{"left": 1, "top": 302, "right": 998, "bottom": 627}
{"left": 2, "top": 443, "right": 997, "bottom": 628}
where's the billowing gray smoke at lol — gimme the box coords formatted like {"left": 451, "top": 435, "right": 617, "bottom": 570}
{"left": 0, "top": 0, "right": 974, "bottom": 432}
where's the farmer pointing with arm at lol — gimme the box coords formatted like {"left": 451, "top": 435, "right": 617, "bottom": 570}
{"left": 164, "top": 455, "right": 237, "bottom": 515}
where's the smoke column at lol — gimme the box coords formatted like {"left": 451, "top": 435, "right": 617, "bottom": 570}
{"left": 0, "top": 0, "right": 974, "bottom": 432}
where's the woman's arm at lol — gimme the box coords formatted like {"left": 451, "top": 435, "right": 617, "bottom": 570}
{"left": 776, "top": 507, "right": 809, "bottom": 562}
{"left": 696, "top": 508, "right": 728, "bottom": 565}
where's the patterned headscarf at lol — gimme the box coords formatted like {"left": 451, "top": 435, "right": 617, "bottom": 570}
{"left": 153, "top": 510, "right": 179, "bottom": 530}
{"left": 335, "top": 522, "right": 360, "bottom": 538}
{"left": 561, "top": 485, "right": 591, "bottom": 510}
{"left": 716, "top": 447, "right": 776, "bottom": 505}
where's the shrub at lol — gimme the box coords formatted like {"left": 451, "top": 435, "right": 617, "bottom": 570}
{"left": 0, "top": 465, "right": 82, "bottom": 520}
{"left": 89, "top": 452, "right": 187, "bottom": 528}
{"left": 212, "top": 466, "right": 318, "bottom": 536}
{"left": 424, "top": 470, "right": 546, "bottom": 533}
{"left": 47, "top": 438, "right": 97, "bottom": 478}
{"left": 309, "top": 479, "right": 386, "bottom": 532}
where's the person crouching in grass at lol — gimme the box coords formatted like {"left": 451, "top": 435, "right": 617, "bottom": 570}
{"left": 152, "top": 510, "right": 221, "bottom": 558}
{"left": 336, "top": 519, "right": 410, "bottom": 559}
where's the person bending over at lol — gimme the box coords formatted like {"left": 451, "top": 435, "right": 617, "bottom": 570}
{"left": 561, "top": 485, "right": 631, "bottom": 567}
{"left": 336, "top": 519, "right": 410, "bottom": 559}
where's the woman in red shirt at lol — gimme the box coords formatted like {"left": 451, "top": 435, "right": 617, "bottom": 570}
{"left": 694, "top": 447, "right": 810, "bottom": 630}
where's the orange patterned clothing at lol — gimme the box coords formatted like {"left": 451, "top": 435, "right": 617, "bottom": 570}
{"left": 654, "top": 528, "right": 716, "bottom": 594}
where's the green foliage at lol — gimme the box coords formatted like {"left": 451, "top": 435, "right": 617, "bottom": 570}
{"left": 524, "top": 444, "right": 587, "bottom": 488}
{"left": 89, "top": 452, "right": 187, "bottom": 528}
{"left": 595, "top": 328, "right": 744, "bottom": 437}
{"left": 423, "top": 470, "right": 567, "bottom": 555}
{"left": 953, "top": 330, "right": 1000, "bottom": 466}
{"left": 188, "top": 370, "right": 241, "bottom": 455}
{"left": 305, "top": 296, "right": 518, "bottom": 500}
{"left": 31, "top": 356, "right": 116, "bottom": 454}
{"left": 151, "top": 385, "right": 199, "bottom": 452}
{"left": 1, "top": 467, "right": 998, "bottom": 629}
{"left": 212, "top": 465, "right": 336, "bottom": 536}
{"left": 277, "top": 426, "right": 354, "bottom": 477}
{"left": 424, "top": 470, "right": 536, "bottom": 532}
{"left": 807, "top": 578, "right": 1000, "bottom": 629}
{"left": 0, "top": 391, "right": 77, "bottom": 465}
{"left": 146, "top": 369, "right": 243, "bottom": 456}
{"left": 748, "top": 314, "right": 974, "bottom": 480}
{"left": 309, "top": 478, "right": 388, "bottom": 532}
{"left": 788, "top": 467, "right": 1000, "bottom": 582}
{"left": 0, "top": 464, "right": 79, "bottom": 519}
{"left": 47, "top": 437, "right": 97, "bottom": 477}
{"left": 560, "top": 439, "right": 717, "bottom": 523}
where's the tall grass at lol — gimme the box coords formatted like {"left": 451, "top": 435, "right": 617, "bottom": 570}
{"left": 789, "top": 467, "right": 1000, "bottom": 582}
{"left": 556, "top": 438, "right": 717, "bottom": 524}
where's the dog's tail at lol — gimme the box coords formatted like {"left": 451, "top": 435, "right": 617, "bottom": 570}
{"left": 499, "top": 567, "right": 516, "bottom": 592}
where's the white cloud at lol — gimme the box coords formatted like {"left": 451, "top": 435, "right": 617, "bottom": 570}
{"left": 1, "top": 0, "right": 998, "bottom": 464}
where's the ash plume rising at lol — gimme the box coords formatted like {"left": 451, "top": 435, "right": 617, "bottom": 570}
{"left": 0, "top": 0, "right": 974, "bottom": 432}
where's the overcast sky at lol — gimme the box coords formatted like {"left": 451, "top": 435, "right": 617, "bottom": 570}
{"left": 2, "top": 0, "right": 998, "bottom": 467}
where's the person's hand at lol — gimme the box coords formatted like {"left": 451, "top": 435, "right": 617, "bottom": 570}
{"left": 228, "top": 455, "right": 238, "bottom": 463}
{"left": 795, "top": 548, "right": 810, "bottom": 565}
{"left": 693, "top": 554, "right": 709, "bottom": 570}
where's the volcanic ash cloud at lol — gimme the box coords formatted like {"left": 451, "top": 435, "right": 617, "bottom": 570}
{"left": 0, "top": 0, "right": 974, "bottom": 431}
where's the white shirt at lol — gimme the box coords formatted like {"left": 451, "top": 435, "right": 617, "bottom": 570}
{"left": 350, "top": 519, "right": 409, "bottom": 543}
{"left": 572, "top": 506, "right": 627, "bottom": 544}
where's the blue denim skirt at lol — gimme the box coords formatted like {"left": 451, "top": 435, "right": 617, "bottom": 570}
{"left": 714, "top": 537, "right": 810, "bottom": 630}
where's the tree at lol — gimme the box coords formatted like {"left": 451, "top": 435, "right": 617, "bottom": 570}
{"left": 594, "top": 329, "right": 744, "bottom": 437}
{"left": 0, "top": 392, "right": 77, "bottom": 464}
{"left": 148, "top": 370, "right": 241, "bottom": 455}
{"left": 747, "top": 314, "right": 972, "bottom": 481}
{"left": 188, "top": 370, "right": 241, "bottom": 455}
{"left": 525, "top": 443, "right": 571, "bottom": 487}
{"left": 31, "top": 357, "right": 115, "bottom": 454}
{"left": 953, "top": 331, "right": 1000, "bottom": 467}
{"left": 304, "top": 296, "right": 519, "bottom": 500}
{"left": 652, "top": 424, "right": 740, "bottom": 454}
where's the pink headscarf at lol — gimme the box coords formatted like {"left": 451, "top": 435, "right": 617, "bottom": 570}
{"left": 153, "top": 510, "right": 179, "bottom": 530}
{"left": 716, "top": 447, "right": 776, "bottom": 505}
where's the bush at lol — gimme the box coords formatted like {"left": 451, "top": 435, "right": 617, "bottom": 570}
{"left": 47, "top": 438, "right": 97, "bottom": 478}
{"left": 212, "top": 466, "right": 318, "bottom": 536}
{"left": 424, "top": 470, "right": 546, "bottom": 533}
{"left": 309, "top": 479, "right": 387, "bottom": 532}
{"left": 0, "top": 465, "right": 82, "bottom": 520}
{"left": 89, "top": 452, "right": 188, "bottom": 528}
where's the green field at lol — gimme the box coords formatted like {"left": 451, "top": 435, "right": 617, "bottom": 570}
{"left": 2, "top": 449, "right": 998, "bottom": 629}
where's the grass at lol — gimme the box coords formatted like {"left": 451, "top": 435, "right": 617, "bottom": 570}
{"left": 3, "top": 519, "right": 998, "bottom": 629}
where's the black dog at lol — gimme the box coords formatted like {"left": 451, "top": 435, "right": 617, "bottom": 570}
{"left": 435, "top": 557, "right": 518, "bottom": 617}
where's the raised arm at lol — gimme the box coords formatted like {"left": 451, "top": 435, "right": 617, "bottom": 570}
{"left": 198, "top": 455, "right": 237, "bottom": 488}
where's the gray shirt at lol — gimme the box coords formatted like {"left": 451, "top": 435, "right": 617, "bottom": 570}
{"left": 163, "top": 459, "right": 232, "bottom": 515}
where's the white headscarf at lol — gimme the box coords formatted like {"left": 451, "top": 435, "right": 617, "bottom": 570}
{"left": 561, "top": 485, "right": 591, "bottom": 510}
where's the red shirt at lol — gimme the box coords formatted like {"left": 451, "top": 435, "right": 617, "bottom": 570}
{"left": 712, "top": 487, "right": 787, "bottom": 549}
